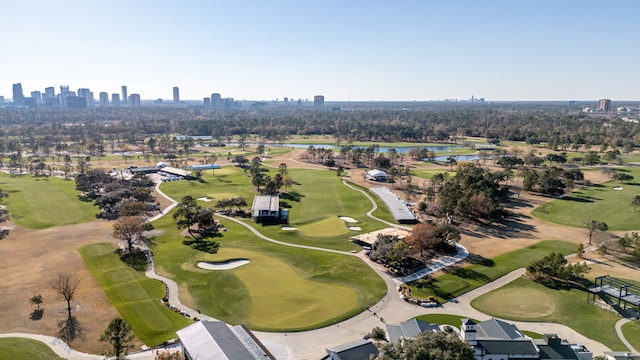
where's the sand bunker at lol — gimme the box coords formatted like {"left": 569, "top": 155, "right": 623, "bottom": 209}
{"left": 197, "top": 259, "right": 249, "bottom": 270}
{"left": 614, "top": 187, "right": 623, "bottom": 190}
{"left": 339, "top": 216, "right": 358, "bottom": 223}
{"left": 281, "top": 226, "right": 298, "bottom": 231}
{"left": 349, "top": 226, "right": 362, "bottom": 231}
{"left": 196, "top": 197, "right": 213, "bottom": 202}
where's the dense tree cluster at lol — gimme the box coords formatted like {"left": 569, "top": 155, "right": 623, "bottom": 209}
{"left": 374, "top": 330, "right": 474, "bottom": 360}
{"left": 76, "top": 170, "right": 158, "bottom": 218}
{"left": 435, "top": 163, "right": 508, "bottom": 221}
{"left": 173, "top": 196, "right": 221, "bottom": 240}
{"left": 526, "top": 252, "right": 590, "bottom": 282}
{"left": 405, "top": 223, "right": 461, "bottom": 257}
{"left": 369, "top": 234, "right": 410, "bottom": 269}
{"left": 520, "top": 166, "right": 584, "bottom": 196}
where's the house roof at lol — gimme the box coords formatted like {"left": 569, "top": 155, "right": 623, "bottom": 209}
{"left": 370, "top": 187, "right": 416, "bottom": 222}
{"left": 476, "top": 339, "right": 538, "bottom": 357}
{"left": 251, "top": 195, "right": 279, "bottom": 212}
{"left": 605, "top": 351, "right": 640, "bottom": 360}
{"left": 162, "top": 166, "right": 189, "bottom": 177}
{"left": 476, "top": 318, "right": 525, "bottom": 340}
{"left": 386, "top": 319, "right": 439, "bottom": 343}
{"left": 367, "top": 169, "right": 388, "bottom": 177}
{"left": 536, "top": 343, "right": 579, "bottom": 359}
{"left": 176, "top": 320, "right": 273, "bottom": 360}
{"left": 326, "top": 339, "right": 379, "bottom": 360}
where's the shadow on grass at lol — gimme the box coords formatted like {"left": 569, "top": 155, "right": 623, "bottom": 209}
{"left": 466, "top": 253, "right": 495, "bottom": 266}
{"left": 447, "top": 267, "right": 491, "bottom": 282}
{"left": 117, "top": 250, "right": 148, "bottom": 271}
{"left": 410, "top": 277, "right": 455, "bottom": 300}
{"left": 183, "top": 239, "right": 220, "bottom": 254}
{"left": 281, "top": 191, "right": 305, "bottom": 202}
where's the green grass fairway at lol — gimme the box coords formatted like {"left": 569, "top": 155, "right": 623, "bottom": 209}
{"left": 0, "top": 173, "right": 96, "bottom": 229}
{"left": 0, "top": 338, "right": 64, "bottom": 359}
{"left": 161, "top": 167, "right": 390, "bottom": 251}
{"left": 79, "top": 243, "right": 192, "bottom": 346}
{"left": 622, "top": 320, "right": 640, "bottom": 351}
{"left": 471, "top": 277, "right": 626, "bottom": 351}
{"left": 299, "top": 217, "right": 348, "bottom": 237}
{"left": 151, "top": 214, "right": 386, "bottom": 331}
{"left": 410, "top": 240, "right": 577, "bottom": 302}
{"left": 533, "top": 167, "right": 640, "bottom": 230}
{"left": 472, "top": 287, "right": 556, "bottom": 318}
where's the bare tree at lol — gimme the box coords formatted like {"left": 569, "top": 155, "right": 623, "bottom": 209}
{"left": 50, "top": 274, "right": 83, "bottom": 342}
{"left": 51, "top": 274, "right": 78, "bottom": 320}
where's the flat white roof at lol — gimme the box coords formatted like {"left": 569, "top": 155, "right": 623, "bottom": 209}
{"left": 251, "top": 195, "right": 279, "bottom": 212}
{"left": 370, "top": 187, "right": 416, "bottom": 222}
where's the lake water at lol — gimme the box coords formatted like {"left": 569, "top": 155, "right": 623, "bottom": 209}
{"left": 255, "top": 143, "right": 465, "bottom": 154}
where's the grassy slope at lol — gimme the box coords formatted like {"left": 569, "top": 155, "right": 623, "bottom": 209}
{"left": 79, "top": 243, "right": 192, "bottom": 346}
{"left": 0, "top": 338, "right": 64, "bottom": 359}
{"left": 410, "top": 240, "right": 577, "bottom": 302}
{"left": 471, "top": 277, "right": 626, "bottom": 351}
{"left": 151, "top": 214, "right": 386, "bottom": 331}
{"left": 0, "top": 173, "right": 96, "bottom": 229}
{"left": 532, "top": 167, "right": 640, "bottom": 230}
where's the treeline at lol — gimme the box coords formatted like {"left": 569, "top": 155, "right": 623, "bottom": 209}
{"left": 1, "top": 103, "right": 639, "bottom": 150}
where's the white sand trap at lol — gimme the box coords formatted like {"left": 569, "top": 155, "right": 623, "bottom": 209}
{"left": 196, "top": 197, "right": 213, "bottom": 202}
{"left": 614, "top": 187, "right": 623, "bottom": 190}
{"left": 339, "top": 216, "right": 358, "bottom": 223}
{"left": 349, "top": 226, "right": 362, "bottom": 231}
{"left": 197, "top": 259, "right": 249, "bottom": 270}
{"left": 281, "top": 226, "right": 298, "bottom": 231}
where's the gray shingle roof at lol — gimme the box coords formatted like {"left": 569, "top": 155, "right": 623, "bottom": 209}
{"left": 476, "top": 339, "right": 539, "bottom": 357}
{"left": 476, "top": 318, "right": 525, "bottom": 340}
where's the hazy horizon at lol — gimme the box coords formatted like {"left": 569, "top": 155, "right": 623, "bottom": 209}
{"left": 2, "top": 0, "right": 639, "bottom": 102}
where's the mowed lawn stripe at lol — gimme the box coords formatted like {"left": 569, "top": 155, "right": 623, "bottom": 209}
{"left": 79, "top": 242, "right": 191, "bottom": 346}
{"left": 0, "top": 338, "right": 64, "bottom": 359}
{"left": 0, "top": 174, "right": 96, "bottom": 229}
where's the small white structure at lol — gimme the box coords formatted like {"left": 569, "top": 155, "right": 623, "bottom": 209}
{"left": 366, "top": 169, "right": 388, "bottom": 182}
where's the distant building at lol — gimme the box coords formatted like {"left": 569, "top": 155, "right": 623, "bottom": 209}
{"left": 0, "top": 96, "right": 4, "bottom": 105}
{"left": 44, "top": 87, "right": 56, "bottom": 107}
{"left": 211, "top": 93, "right": 222, "bottom": 109}
{"left": 30, "top": 91, "right": 42, "bottom": 105}
{"left": 78, "top": 88, "right": 93, "bottom": 107}
{"left": 129, "top": 93, "right": 141, "bottom": 108}
{"left": 203, "top": 97, "right": 211, "bottom": 108}
{"left": 99, "top": 92, "right": 109, "bottom": 107}
{"left": 224, "top": 97, "right": 235, "bottom": 109}
{"left": 173, "top": 86, "right": 180, "bottom": 103}
{"left": 314, "top": 95, "right": 325, "bottom": 110}
{"left": 24, "top": 97, "right": 37, "bottom": 108}
{"left": 121, "top": 85, "right": 128, "bottom": 105}
{"left": 65, "top": 96, "right": 87, "bottom": 108}
{"left": 12, "top": 83, "right": 24, "bottom": 106}
{"left": 112, "top": 93, "right": 121, "bottom": 106}
{"left": 60, "top": 85, "right": 70, "bottom": 107}
{"left": 597, "top": 99, "right": 611, "bottom": 112}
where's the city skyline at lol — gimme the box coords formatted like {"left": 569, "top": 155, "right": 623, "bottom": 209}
{"left": 1, "top": 0, "right": 640, "bottom": 101}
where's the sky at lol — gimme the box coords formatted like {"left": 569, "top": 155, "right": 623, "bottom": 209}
{"left": 1, "top": 0, "right": 639, "bottom": 102}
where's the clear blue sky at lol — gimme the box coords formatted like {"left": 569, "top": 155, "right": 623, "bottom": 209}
{"left": 1, "top": 0, "right": 639, "bottom": 101}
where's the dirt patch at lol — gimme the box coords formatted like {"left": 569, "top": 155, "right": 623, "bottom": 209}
{"left": 0, "top": 220, "right": 127, "bottom": 354}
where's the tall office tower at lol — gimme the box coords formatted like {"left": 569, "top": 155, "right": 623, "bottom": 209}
{"left": 129, "top": 94, "right": 141, "bottom": 108}
{"left": 224, "top": 98, "right": 235, "bottom": 109}
{"left": 30, "top": 91, "right": 42, "bottom": 105}
{"left": 59, "top": 85, "right": 70, "bottom": 107}
{"left": 173, "top": 87, "right": 180, "bottom": 103}
{"left": 78, "top": 88, "right": 93, "bottom": 107}
{"left": 44, "top": 87, "right": 55, "bottom": 106}
{"left": 112, "top": 93, "right": 121, "bottom": 106}
{"left": 203, "top": 97, "right": 211, "bottom": 108}
{"left": 99, "top": 92, "right": 109, "bottom": 107}
{"left": 12, "top": 83, "right": 25, "bottom": 106}
{"left": 121, "top": 86, "right": 128, "bottom": 105}
{"left": 597, "top": 99, "right": 611, "bottom": 112}
{"left": 314, "top": 95, "right": 325, "bottom": 110}
{"left": 211, "top": 93, "right": 222, "bottom": 109}
{"left": 0, "top": 96, "right": 5, "bottom": 105}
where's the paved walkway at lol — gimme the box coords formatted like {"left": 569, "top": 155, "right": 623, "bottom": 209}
{"left": 616, "top": 318, "right": 639, "bottom": 354}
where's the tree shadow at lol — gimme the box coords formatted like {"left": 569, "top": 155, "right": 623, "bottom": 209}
{"left": 279, "top": 201, "right": 292, "bottom": 209}
{"left": 58, "top": 316, "right": 85, "bottom": 343}
{"left": 448, "top": 267, "right": 491, "bottom": 282}
{"left": 183, "top": 239, "right": 220, "bottom": 254}
{"left": 280, "top": 191, "right": 305, "bottom": 202}
{"left": 30, "top": 309, "right": 44, "bottom": 321}
{"left": 466, "top": 253, "right": 495, "bottom": 266}
{"left": 116, "top": 249, "right": 148, "bottom": 271}
{"left": 410, "top": 277, "right": 455, "bottom": 300}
